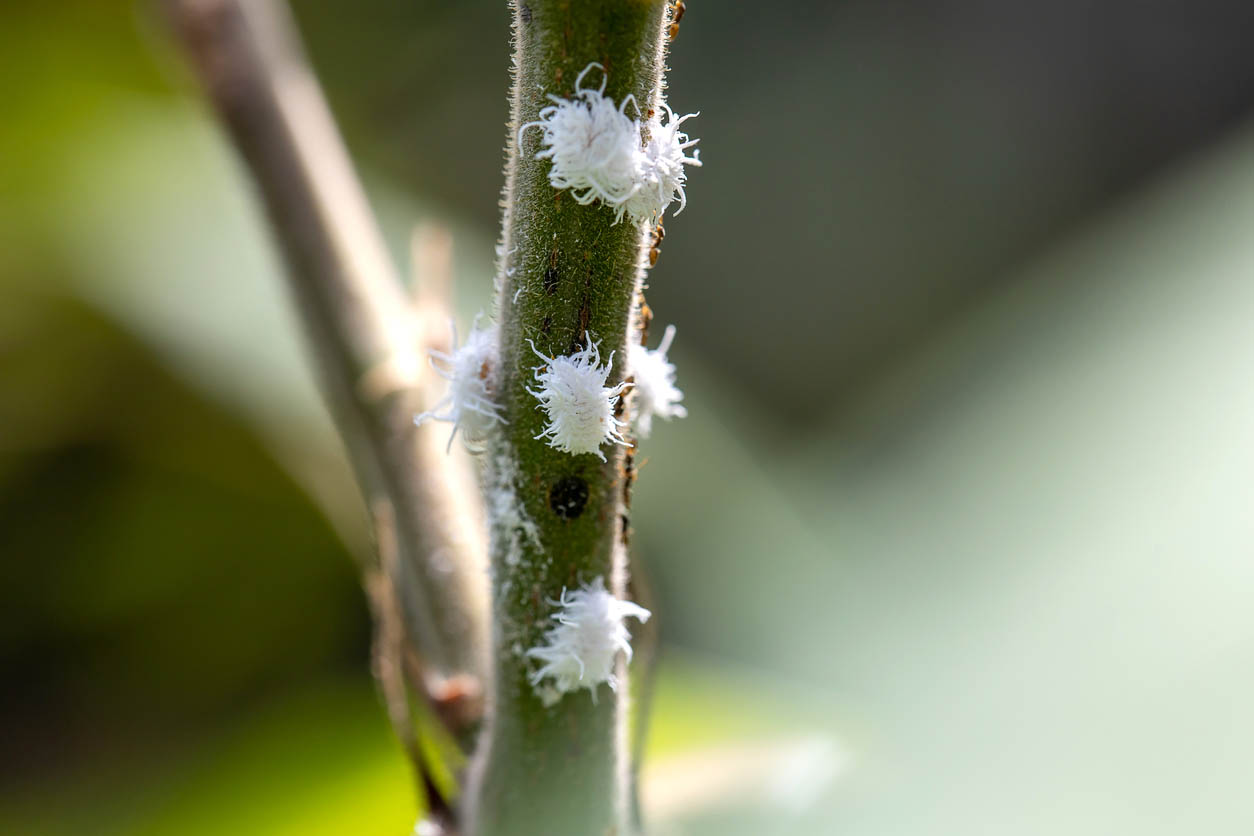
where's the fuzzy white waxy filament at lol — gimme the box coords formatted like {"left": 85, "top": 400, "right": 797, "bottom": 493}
{"left": 415, "top": 320, "right": 505, "bottom": 451}
{"left": 520, "top": 63, "right": 700, "bottom": 225}
{"left": 527, "top": 339, "right": 631, "bottom": 461}
{"left": 519, "top": 63, "right": 642, "bottom": 222}
{"left": 628, "top": 324, "right": 687, "bottom": 437}
{"left": 526, "top": 577, "right": 650, "bottom": 704}
{"left": 624, "top": 103, "right": 702, "bottom": 223}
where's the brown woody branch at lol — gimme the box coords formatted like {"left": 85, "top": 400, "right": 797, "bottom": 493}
{"left": 165, "top": 0, "right": 489, "bottom": 713}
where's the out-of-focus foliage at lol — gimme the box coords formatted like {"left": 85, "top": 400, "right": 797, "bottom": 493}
{"left": 0, "top": 290, "right": 364, "bottom": 722}
{"left": 4, "top": 0, "right": 1254, "bottom": 834}
{"left": 0, "top": 680, "right": 415, "bottom": 836}
{"left": 636, "top": 133, "right": 1254, "bottom": 832}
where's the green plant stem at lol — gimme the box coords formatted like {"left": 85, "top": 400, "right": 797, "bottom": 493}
{"left": 467, "top": 2, "right": 670, "bottom": 834}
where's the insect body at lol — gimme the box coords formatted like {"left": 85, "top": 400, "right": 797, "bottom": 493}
{"left": 668, "top": 1, "right": 686, "bottom": 40}
{"left": 647, "top": 222, "right": 665, "bottom": 267}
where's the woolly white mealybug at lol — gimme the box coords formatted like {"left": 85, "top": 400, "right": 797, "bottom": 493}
{"left": 415, "top": 320, "right": 505, "bottom": 451}
{"left": 628, "top": 324, "right": 687, "bottom": 437}
{"left": 527, "top": 339, "right": 631, "bottom": 461}
{"left": 526, "top": 576, "right": 650, "bottom": 705}
{"left": 623, "top": 103, "right": 701, "bottom": 223}
{"left": 519, "top": 63, "right": 642, "bottom": 222}
{"left": 520, "top": 63, "right": 701, "bottom": 225}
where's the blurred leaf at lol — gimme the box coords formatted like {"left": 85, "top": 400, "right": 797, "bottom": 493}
{"left": 0, "top": 679, "right": 416, "bottom": 836}
{"left": 0, "top": 290, "right": 366, "bottom": 737}
{"left": 0, "top": 0, "right": 175, "bottom": 203}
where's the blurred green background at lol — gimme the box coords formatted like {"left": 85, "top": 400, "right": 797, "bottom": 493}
{"left": 4, "top": 1, "right": 1254, "bottom": 833}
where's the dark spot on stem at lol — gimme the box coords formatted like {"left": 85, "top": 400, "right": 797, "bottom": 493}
{"left": 569, "top": 300, "right": 591, "bottom": 354}
{"left": 544, "top": 248, "right": 560, "bottom": 295}
{"left": 549, "top": 475, "right": 589, "bottom": 520}
{"left": 578, "top": 298, "right": 591, "bottom": 338}
{"left": 519, "top": 3, "right": 531, "bottom": 25}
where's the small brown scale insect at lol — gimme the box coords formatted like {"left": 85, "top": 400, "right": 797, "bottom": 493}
{"left": 668, "top": 0, "right": 686, "bottom": 40}
{"left": 637, "top": 294, "right": 654, "bottom": 344}
{"left": 647, "top": 222, "right": 665, "bottom": 267}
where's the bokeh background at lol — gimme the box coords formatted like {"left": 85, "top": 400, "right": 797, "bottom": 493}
{"left": 4, "top": 1, "right": 1254, "bottom": 833}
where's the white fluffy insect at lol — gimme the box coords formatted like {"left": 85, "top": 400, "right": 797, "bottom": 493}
{"left": 519, "top": 63, "right": 642, "bottom": 222}
{"left": 527, "top": 338, "right": 631, "bottom": 461}
{"left": 623, "top": 103, "right": 702, "bottom": 223}
{"left": 526, "top": 576, "right": 651, "bottom": 704}
{"left": 415, "top": 320, "right": 505, "bottom": 451}
{"left": 628, "top": 324, "right": 687, "bottom": 437}
{"left": 521, "top": 63, "right": 701, "bottom": 225}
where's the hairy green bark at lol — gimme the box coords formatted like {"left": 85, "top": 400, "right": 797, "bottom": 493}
{"left": 466, "top": 1, "right": 670, "bottom": 834}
